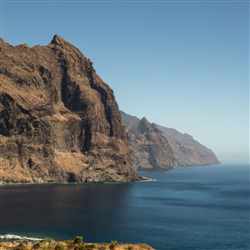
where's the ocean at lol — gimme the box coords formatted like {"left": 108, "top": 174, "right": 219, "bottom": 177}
{"left": 0, "top": 164, "right": 249, "bottom": 250}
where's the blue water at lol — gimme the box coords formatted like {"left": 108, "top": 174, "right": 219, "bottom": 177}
{"left": 0, "top": 164, "right": 249, "bottom": 250}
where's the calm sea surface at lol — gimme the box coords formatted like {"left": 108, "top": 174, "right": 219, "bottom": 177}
{"left": 0, "top": 164, "right": 249, "bottom": 250}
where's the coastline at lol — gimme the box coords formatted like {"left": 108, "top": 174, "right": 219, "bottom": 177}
{"left": 1, "top": 164, "right": 248, "bottom": 250}
{"left": 0, "top": 163, "right": 225, "bottom": 187}
{"left": 0, "top": 237, "right": 155, "bottom": 250}
{"left": 0, "top": 176, "right": 156, "bottom": 187}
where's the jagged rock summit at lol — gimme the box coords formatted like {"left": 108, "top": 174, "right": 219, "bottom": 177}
{"left": 0, "top": 35, "right": 141, "bottom": 184}
{"left": 127, "top": 116, "right": 175, "bottom": 170}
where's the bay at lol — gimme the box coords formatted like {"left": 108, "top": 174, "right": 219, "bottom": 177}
{"left": 0, "top": 164, "right": 249, "bottom": 250}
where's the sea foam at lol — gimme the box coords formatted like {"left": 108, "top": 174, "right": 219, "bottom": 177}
{"left": 0, "top": 234, "right": 42, "bottom": 241}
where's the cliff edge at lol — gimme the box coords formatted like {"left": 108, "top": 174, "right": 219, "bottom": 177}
{"left": 0, "top": 35, "right": 141, "bottom": 184}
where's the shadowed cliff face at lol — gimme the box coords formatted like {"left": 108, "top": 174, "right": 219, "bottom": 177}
{"left": 0, "top": 35, "right": 141, "bottom": 184}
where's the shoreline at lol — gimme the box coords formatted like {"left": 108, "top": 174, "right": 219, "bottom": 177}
{"left": 0, "top": 176, "right": 156, "bottom": 187}
{"left": 0, "top": 163, "right": 226, "bottom": 187}
{"left": 0, "top": 237, "right": 155, "bottom": 250}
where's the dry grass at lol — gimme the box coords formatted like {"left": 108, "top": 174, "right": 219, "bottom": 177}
{"left": 0, "top": 240, "right": 155, "bottom": 250}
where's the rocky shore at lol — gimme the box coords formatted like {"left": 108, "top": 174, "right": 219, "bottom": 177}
{"left": 0, "top": 237, "right": 154, "bottom": 250}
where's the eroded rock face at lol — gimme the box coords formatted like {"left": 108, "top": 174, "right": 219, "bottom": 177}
{"left": 0, "top": 35, "right": 141, "bottom": 184}
{"left": 126, "top": 117, "right": 175, "bottom": 170}
{"left": 155, "top": 124, "right": 220, "bottom": 166}
{"left": 121, "top": 111, "right": 220, "bottom": 169}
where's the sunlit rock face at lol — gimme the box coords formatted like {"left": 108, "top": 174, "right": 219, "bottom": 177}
{"left": 121, "top": 112, "right": 175, "bottom": 170}
{"left": 0, "top": 35, "right": 141, "bottom": 184}
{"left": 120, "top": 111, "right": 220, "bottom": 169}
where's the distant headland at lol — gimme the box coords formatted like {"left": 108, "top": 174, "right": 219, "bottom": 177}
{"left": 120, "top": 111, "right": 220, "bottom": 170}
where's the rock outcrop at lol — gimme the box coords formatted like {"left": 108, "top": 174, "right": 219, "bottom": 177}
{"left": 0, "top": 35, "right": 141, "bottom": 184}
{"left": 127, "top": 117, "right": 175, "bottom": 170}
{"left": 121, "top": 111, "right": 220, "bottom": 169}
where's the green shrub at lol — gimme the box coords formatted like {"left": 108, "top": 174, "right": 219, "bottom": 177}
{"left": 74, "top": 236, "right": 83, "bottom": 245}
{"left": 85, "top": 243, "right": 96, "bottom": 250}
{"left": 109, "top": 240, "right": 118, "bottom": 249}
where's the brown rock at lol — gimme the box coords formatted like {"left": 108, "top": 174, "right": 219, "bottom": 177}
{"left": 0, "top": 240, "right": 155, "bottom": 250}
{"left": 126, "top": 117, "right": 175, "bottom": 170}
{"left": 0, "top": 35, "right": 141, "bottom": 184}
{"left": 121, "top": 111, "right": 220, "bottom": 169}
{"left": 155, "top": 124, "right": 220, "bottom": 166}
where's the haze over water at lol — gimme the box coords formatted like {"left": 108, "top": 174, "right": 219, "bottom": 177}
{"left": 1, "top": 164, "right": 249, "bottom": 250}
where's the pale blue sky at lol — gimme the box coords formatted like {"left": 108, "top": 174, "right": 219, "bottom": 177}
{"left": 1, "top": 0, "right": 249, "bottom": 164}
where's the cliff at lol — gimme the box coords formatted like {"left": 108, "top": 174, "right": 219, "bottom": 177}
{"left": 0, "top": 35, "right": 141, "bottom": 184}
{"left": 126, "top": 117, "right": 175, "bottom": 170}
{"left": 121, "top": 111, "right": 220, "bottom": 169}
{"left": 155, "top": 124, "right": 220, "bottom": 166}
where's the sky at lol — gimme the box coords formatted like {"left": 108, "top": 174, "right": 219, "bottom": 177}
{"left": 0, "top": 0, "right": 249, "bottom": 164}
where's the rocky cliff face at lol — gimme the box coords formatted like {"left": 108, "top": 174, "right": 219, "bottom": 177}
{"left": 0, "top": 35, "right": 141, "bottom": 184}
{"left": 121, "top": 111, "right": 220, "bottom": 169}
{"left": 155, "top": 124, "right": 220, "bottom": 166}
{"left": 120, "top": 111, "right": 140, "bottom": 130}
{"left": 124, "top": 116, "right": 175, "bottom": 170}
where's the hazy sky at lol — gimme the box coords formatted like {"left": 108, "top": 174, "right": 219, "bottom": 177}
{"left": 0, "top": 0, "right": 249, "bottom": 164}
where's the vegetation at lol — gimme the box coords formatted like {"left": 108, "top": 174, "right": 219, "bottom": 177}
{"left": 109, "top": 240, "right": 118, "bottom": 250}
{"left": 73, "top": 236, "right": 85, "bottom": 250}
{"left": 55, "top": 244, "right": 66, "bottom": 250}
{"left": 0, "top": 236, "right": 154, "bottom": 250}
{"left": 85, "top": 244, "right": 97, "bottom": 250}
{"left": 74, "top": 236, "right": 83, "bottom": 245}
{"left": 126, "top": 246, "right": 133, "bottom": 250}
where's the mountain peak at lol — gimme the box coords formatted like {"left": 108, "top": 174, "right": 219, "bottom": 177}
{"left": 50, "top": 34, "right": 67, "bottom": 45}
{"left": 0, "top": 36, "right": 141, "bottom": 184}
{"left": 49, "top": 35, "right": 79, "bottom": 52}
{"left": 141, "top": 117, "right": 149, "bottom": 123}
{"left": 137, "top": 117, "right": 151, "bottom": 134}
{"left": 121, "top": 112, "right": 220, "bottom": 169}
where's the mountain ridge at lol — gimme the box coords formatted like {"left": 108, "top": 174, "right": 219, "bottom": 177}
{"left": 0, "top": 35, "right": 141, "bottom": 184}
{"left": 127, "top": 115, "right": 175, "bottom": 170}
{"left": 120, "top": 110, "right": 220, "bottom": 169}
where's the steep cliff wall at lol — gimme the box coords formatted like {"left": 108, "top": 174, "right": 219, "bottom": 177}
{"left": 155, "top": 124, "right": 220, "bottom": 166}
{"left": 121, "top": 111, "right": 220, "bottom": 169}
{"left": 0, "top": 35, "right": 141, "bottom": 184}
{"left": 126, "top": 117, "right": 175, "bottom": 170}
